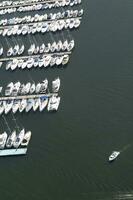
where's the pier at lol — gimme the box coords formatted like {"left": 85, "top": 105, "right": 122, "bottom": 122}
{"left": 0, "top": 0, "right": 63, "bottom": 10}
{"left": 0, "top": 17, "right": 82, "bottom": 29}
{"left": 0, "top": 51, "right": 71, "bottom": 62}
{"left": 0, "top": 148, "right": 27, "bottom": 156}
{"left": 0, "top": 93, "right": 57, "bottom": 101}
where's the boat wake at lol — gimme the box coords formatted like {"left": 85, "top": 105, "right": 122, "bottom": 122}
{"left": 120, "top": 144, "right": 132, "bottom": 153}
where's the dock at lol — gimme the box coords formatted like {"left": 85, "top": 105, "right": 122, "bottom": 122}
{"left": 0, "top": 51, "right": 71, "bottom": 62}
{"left": 0, "top": 148, "right": 27, "bottom": 156}
{"left": 0, "top": 93, "right": 57, "bottom": 101}
{"left": 0, "top": 0, "right": 63, "bottom": 10}
{"left": 0, "top": 17, "right": 82, "bottom": 29}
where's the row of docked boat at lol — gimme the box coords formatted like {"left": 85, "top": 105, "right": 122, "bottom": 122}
{"left": 0, "top": 129, "right": 31, "bottom": 149}
{"left": 0, "top": 0, "right": 81, "bottom": 15}
{"left": 4, "top": 77, "right": 60, "bottom": 96}
{"left": 0, "top": 94, "right": 60, "bottom": 114}
{"left": 0, "top": 9, "right": 83, "bottom": 26}
{"left": 5, "top": 54, "right": 69, "bottom": 71}
{"left": 0, "top": 18, "right": 81, "bottom": 37}
{"left": 0, "top": 39, "right": 74, "bottom": 58}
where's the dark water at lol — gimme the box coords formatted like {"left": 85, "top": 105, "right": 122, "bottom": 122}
{"left": 1, "top": 0, "right": 133, "bottom": 199}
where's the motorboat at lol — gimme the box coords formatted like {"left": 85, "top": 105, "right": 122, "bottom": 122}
{"left": 39, "top": 96, "right": 48, "bottom": 112}
{"left": 21, "top": 131, "right": 32, "bottom": 146}
{"left": 25, "top": 99, "right": 34, "bottom": 112}
{"left": 18, "top": 44, "right": 25, "bottom": 55}
{"left": 12, "top": 100, "right": 20, "bottom": 113}
{"left": 6, "top": 130, "right": 16, "bottom": 148}
{"left": 39, "top": 79, "right": 48, "bottom": 93}
{"left": 0, "top": 132, "right": 8, "bottom": 149}
{"left": 109, "top": 151, "right": 120, "bottom": 162}
{"left": 13, "top": 129, "right": 25, "bottom": 148}
{"left": 5, "top": 82, "right": 14, "bottom": 96}
{"left": 23, "top": 82, "right": 31, "bottom": 94}
{"left": 19, "top": 99, "right": 27, "bottom": 112}
{"left": 13, "top": 44, "right": 19, "bottom": 56}
{"left": 47, "top": 95, "right": 60, "bottom": 111}
{"left": 29, "top": 83, "right": 36, "bottom": 94}
{"left": 7, "top": 47, "right": 13, "bottom": 57}
{"left": 10, "top": 59, "right": 18, "bottom": 71}
{"left": 62, "top": 54, "right": 69, "bottom": 65}
{"left": 56, "top": 56, "right": 63, "bottom": 66}
{"left": 52, "top": 77, "right": 60, "bottom": 93}
{"left": 33, "top": 98, "right": 40, "bottom": 111}
{"left": 4, "top": 100, "right": 14, "bottom": 114}
{"left": 12, "top": 81, "right": 21, "bottom": 96}
{"left": 67, "top": 40, "right": 75, "bottom": 51}
{"left": 0, "top": 101, "right": 4, "bottom": 115}
{"left": 35, "top": 83, "right": 41, "bottom": 93}
{"left": 0, "top": 47, "right": 3, "bottom": 56}
{"left": 43, "top": 55, "right": 51, "bottom": 67}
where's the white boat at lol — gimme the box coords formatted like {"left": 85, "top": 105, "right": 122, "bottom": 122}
{"left": 0, "top": 132, "right": 8, "bottom": 149}
{"left": 4, "top": 100, "right": 14, "bottom": 114}
{"left": 7, "top": 47, "right": 13, "bottom": 57}
{"left": 29, "top": 83, "right": 36, "bottom": 94}
{"left": 23, "top": 82, "right": 31, "bottom": 94}
{"left": 109, "top": 151, "right": 120, "bottom": 162}
{"left": 67, "top": 40, "right": 75, "bottom": 51}
{"left": 44, "top": 55, "right": 51, "bottom": 67}
{"left": 62, "top": 54, "right": 69, "bottom": 65}
{"left": 25, "top": 99, "right": 34, "bottom": 112}
{"left": 11, "top": 59, "right": 18, "bottom": 71}
{"left": 0, "top": 47, "right": 3, "bottom": 56}
{"left": 5, "top": 82, "right": 14, "bottom": 96}
{"left": 21, "top": 131, "right": 31, "bottom": 146}
{"left": 33, "top": 98, "right": 40, "bottom": 111}
{"left": 39, "top": 79, "right": 48, "bottom": 93}
{"left": 47, "top": 95, "right": 60, "bottom": 111}
{"left": 13, "top": 129, "right": 25, "bottom": 148}
{"left": 12, "top": 100, "right": 20, "bottom": 113}
{"left": 35, "top": 83, "right": 41, "bottom": 93}
{"left": 52, "top": 77, "right": 60, "bottom": 93}
{"left": 18, "top": 44, "right": 25, "bottom": 55}
{"left": 0, "top": 101, "right": 4, "bottom": 115}
{"left": 12, "top": 81, "right": 21, "bottom": 96}
{"left": 13, "top": 44, "right": 19, "bottom": 56}
{"left": 6, "top": 131, "right": 16, "bottom": 148}
{"left": 39, "top": 96, "right": 48, "bottom": 112}
{"left": 19, "top": 99, "right": 27, "bottom": 112}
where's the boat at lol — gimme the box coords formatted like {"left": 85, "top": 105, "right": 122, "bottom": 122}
{"left": 39, "top": 79, "right": 48, "bottom": 93}
{"left": 21, "top": 131, "right": 31, "bottom": 146}
{"left": 19, "top": 99, "right": 27, "bottom": 112}
{"left": 29, "top": 83, "right": 36, "bottom": 94}
{"left": 12, "top": 81, "right": 21, "bottom": 96}
{"left": 52, "top": 77, "right": 60, "bottom": 93}
{"left": 33, "top": 98, "right": 40, "bottom": 111}
{"left": 109, "top": 151, "right": 120, "bottom": 162}
{"left": 13, "top": 129, "right": 25, "bottom": 148}
{"left": 4, "top": 100, "right": 14, "bottom": 114}
{"left": 47, "top": 95, "right": 60, "bottom": 111}
{"left": 5, "top": 82, "right": 14, "bottom": 96}
{"left": 39, "top": 96, "right": 48, "bottom": 112}
{"left": 0, "top": 132, "right": 8, "bottom": 149}
{"left": 25, "top": 99, "right": 34, "bottom": 112}
{"left": 12, "top": 100, "right": 20, "bottom": 113}
{"left": 6, "top": 131, "right": 16, "bottom": 148}
{"left": 35, "top": 83, "right": 41, "bottom": 93}
{"left": 0, "top": 101, "right": 4, "bottom": 115}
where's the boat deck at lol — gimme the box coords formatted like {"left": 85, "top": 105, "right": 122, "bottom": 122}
{"left": 0, "top": 148, "right": 27, "bottom": 156}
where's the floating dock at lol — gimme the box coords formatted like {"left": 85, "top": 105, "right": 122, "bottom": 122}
{"left": 0, "top": 93, "right": 57, "bottom": 101}
{"left": 0, "top": 148, "right": 27, "bottom": 156}
{"left": 0, "top": 51, "right": 71, "bottom": 62}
